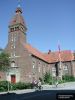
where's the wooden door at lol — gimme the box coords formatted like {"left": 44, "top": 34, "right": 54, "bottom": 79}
{"left": 11, "top": 75, "right": 16, "bottom": 83}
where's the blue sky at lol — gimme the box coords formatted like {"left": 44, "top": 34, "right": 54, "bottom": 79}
{"left": 0, "top": 0, "right": 75, "bottom": 52}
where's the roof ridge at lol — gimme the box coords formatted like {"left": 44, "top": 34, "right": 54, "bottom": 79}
{"left": 25, "top": 43, "right": 74, "bottom": 63}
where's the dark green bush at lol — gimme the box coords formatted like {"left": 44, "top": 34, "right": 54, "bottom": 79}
{"left": 0, "top": 81, "right": 33, "bottom": 92}
{"left": 62, "top": 75, "right": 75, "bottom": 82}
{"left": 0, "top": 81, "right": 11, "bottom": 92}
{"left": 11, "top": 82, "right": 32, "bottom": 90}
{"left": 0, "top": 87, "right": 5, "bottom": 92}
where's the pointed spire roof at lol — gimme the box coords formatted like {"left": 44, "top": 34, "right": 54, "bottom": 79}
{"left": 9, "top": 6, "right": 27, "bottom": 28}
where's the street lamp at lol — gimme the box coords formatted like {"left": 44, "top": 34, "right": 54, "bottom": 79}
{"left": 7, "top": 67, "right": 10, "bottom": 93}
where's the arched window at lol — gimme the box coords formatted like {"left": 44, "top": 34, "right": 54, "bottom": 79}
{"left": 11, "top": 61, "right": 15, "bottom": 67}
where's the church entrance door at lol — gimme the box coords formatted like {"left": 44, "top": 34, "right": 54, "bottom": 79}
{"left": 11, "top": 75, "right": 16, "bottom": 83}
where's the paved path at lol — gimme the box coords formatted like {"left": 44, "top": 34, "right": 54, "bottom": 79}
{"left": 42, "top": 82, "right": 75, "bottom": 90}
{"left": 0, "top": 82, "right": 75, "bottom": 94}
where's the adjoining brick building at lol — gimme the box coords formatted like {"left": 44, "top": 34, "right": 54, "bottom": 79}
{"left": 1, "top": 6, "right": 75, "bottom": 83}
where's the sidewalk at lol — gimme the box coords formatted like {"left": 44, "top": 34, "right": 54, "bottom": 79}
{"left": 0, "top": 89, "right": 35, "bottom": 95}
{"left": 0, "top": 82, "right": 75, "bottom": 94}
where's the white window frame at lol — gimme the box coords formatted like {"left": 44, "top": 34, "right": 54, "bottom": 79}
{"left": 63, "top": 65, "right": 68, "bottom": 70}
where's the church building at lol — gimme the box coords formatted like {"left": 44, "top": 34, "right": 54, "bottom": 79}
{"left": 1, "top": 5, "right": 75, "bottom": 83}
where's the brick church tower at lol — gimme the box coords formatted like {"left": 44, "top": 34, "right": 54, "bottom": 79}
{"left": 5, "top": 6, "right": 33, "bottom": 83}
{"left": 4, "top": 2, "right": 75, "bottom": 84}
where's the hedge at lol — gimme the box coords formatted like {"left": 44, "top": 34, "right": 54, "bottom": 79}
{"left": 0, "top": 81, "right": 33, "bottom": 92}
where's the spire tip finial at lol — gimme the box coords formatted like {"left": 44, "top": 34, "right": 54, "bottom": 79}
{"left": 18, "top": 0, "right": 21, "bottom": 7}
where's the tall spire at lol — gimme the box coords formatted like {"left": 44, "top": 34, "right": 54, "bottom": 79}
{"left": 9, "top": 0, "right": 27, "bottom": 31}
{"left": 15, "top": 0, "right": 22, "bottom": 13}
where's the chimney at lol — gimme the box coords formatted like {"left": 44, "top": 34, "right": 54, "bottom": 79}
{"left": 48, "top": 50, "right": 51, "bottom": 54}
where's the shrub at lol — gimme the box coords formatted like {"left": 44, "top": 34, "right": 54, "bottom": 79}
{"left": 0, "top": 81, "right": 33, "bottom": 92}
{"left": 43, "top": 72, "right": 52, "bottom": 84}
{"left": 62, "top": 75, "right": 75, "bottom": 82}
{"left": 58, "top": 79, "right": 65, "bottom": 84}
{"left": 0, "top": 81, "right": 11, "bottom": 92}
{"left": 0, "top": 87, "right": 5, "bottom": 92}
{"left": 11, "top": 82, "right": 32, "bottom": 90}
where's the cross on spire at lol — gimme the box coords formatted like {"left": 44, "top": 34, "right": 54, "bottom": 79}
{"left": 18, "top": 0, "right": 21, "bottom": 7}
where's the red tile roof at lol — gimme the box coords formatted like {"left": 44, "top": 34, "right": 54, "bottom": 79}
{"left": 44, "top": 50, "right": 74, "bottom": 63}
{"left": 25, "top": 43, "right": 48, "bottom": 62}
{"left": 25, "top": 43, "right": 74, "bottom": 63}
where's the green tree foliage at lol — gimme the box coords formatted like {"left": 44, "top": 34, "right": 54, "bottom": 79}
{"left": 43, "top": 72, "right": 52, "bottom": 84}
{"left": 0, "top": 52, "right": 10, "bottom": 71}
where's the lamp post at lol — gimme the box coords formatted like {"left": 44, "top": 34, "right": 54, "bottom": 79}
{"left": 7, "top": 67, "right": 10, "bottom": 93}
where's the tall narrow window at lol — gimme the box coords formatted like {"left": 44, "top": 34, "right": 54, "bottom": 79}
{"left": 32, "top": 61, "right": 35, "bottom": 75}
{"left": 38, "top": 67, "right": 41, "bottom": 72}
{"left": 14, "top": 52, "right": 15, "bottom": 57}
{"left": 11, "top": 53, "right": 13, "bottom": 57}
{"left": 38, "top": 61, "right": 41, "bottom": 72}
{"left": 32, "top": 61, "right": 35, "bottom": 69}
{"left": 52, "top": 67, "right": 56, "bottom": 77}
{"left": 63, "top": 64, "right": 68, "bottom": 75}
{"left": 33, "top": 64, "right": 35, "bottom": 69}
{"left": 43, "top": 67, "right": 45, "bottom": 73}
{"left": 11, "top": 34, "right": 14, "bottom": 42}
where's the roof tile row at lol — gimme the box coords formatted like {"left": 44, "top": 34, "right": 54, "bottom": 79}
{"left": 25, "top": 43, "right": 74, "bottom": 63}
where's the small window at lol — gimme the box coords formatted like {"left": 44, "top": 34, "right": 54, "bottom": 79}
{"left": 13, "top": 42, "right": 16, "bottom": 48}
{"left": 33, "top": 65, "right": 35, "bottom": 69}
{"left": 10, "top": 28, "right": 14, "bottom": 32}
{"left": 11, "top": 43, "right": 13, "bottom": 49}
{"left": 11, "top": 34, "right": 14, "bottom": 41}
{"left": 63, "top": 65, "right": 68, "bottom": 70}
{"left": 15, "top": 26, "right": 19, "bottom": 31}
{"left": 14, "top": 52, "right": 15, "bottom": 56}
{"left": 33, "top": 61, "right": 35, "bottom": 64}
{"left": 38, "top": 67, "right": 41, "bottom": 72}
{"left": 52, "top": 67, "right": 56, "bottom": 76}
{"left": 52, "top": 67, "right": 56, "bottom": 72}
{"left": 43, "top": 67, "right": 45, "bottom": 73}
{"left": 11, "top": 61, "right": 15, "bottom": 67}
{"left": 32, "top": 61, "right": 35, "bottom": 69}
{"left": 14, "top": 45, "right": 15, "bottom": 48}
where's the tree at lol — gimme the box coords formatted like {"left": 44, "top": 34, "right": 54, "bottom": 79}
{"left": 43, "top": 72, "right": 52, "bottom": 84}
{"left": 0, "top": 52, "right": 10, "bottom": 71}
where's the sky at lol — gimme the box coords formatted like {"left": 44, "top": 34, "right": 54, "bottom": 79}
{"left": 0, "top": 0, "right": 75, "bottom": 52}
